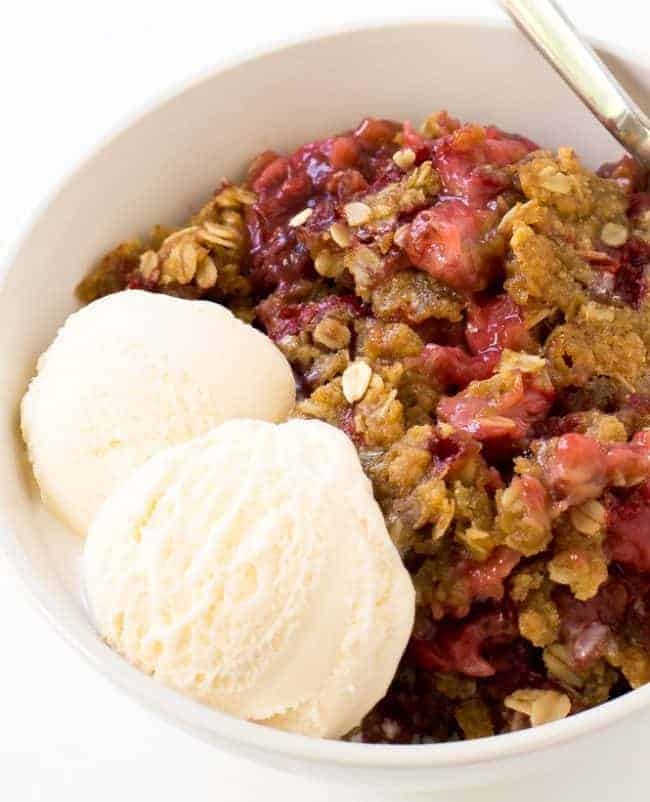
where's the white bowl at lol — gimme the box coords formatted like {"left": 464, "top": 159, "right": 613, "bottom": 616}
{"left": 2, "top": 18, "right": 650, "bottom": 794}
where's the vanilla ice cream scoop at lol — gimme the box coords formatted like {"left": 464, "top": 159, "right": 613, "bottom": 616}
{"left": 21, "top": 290, "right": 295, "bottom": 535}
{"left": 84, "top": 418, "right": 415, "bottom": 738}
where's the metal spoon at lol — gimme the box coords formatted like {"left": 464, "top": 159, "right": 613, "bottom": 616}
{"left": 500, "top": 0, "right": 650, "bottom": 169}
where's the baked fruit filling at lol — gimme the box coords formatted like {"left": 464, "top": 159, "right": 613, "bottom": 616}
{"left": 78, "top": 111, "right": 650, "bottom": 742}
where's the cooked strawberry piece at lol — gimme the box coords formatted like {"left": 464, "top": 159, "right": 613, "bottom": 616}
{"left": 257, "top": 292, "right": 366, "bottom": 341}
{"left": 428, "top": 428, "right": 482, "bottom": 478}
{"left": 606, "top": 430, "right": 650, "bottom": 486}
{"left": 465, "top": 548, "right": 521, "bottom": 601}
{"left": 292, "top": 135, "right": 372, "bottom": 194}
{"left": 556, "top": 581, "right": 629, "bottom": 668}
{"left": 433, "top": 124, "right": 537, "bottom": 203}
{"left": 325, "top": 168, "right": 369, "bottom": 200}
{"left": 401, "top": 121, "right": 434, "bottom": 163}
{"left": 598, "top": 155, "right": 645, "bottom": 193}
{"left": 433, "top": 125, "right": 493, "bottom": 201}
{"left": 428, "top": 429, "right": 503, "bottom": 494}
{"left": 344, "top": 118, "right": 403, "bottom": 188}
{"left": 564, "top": 621, "right": 611, "bottom": 669}
{"left": 586, "top": 227, "right": 650, "bottom": 309}
{"left": 518, "top": 473, "right": 549, "bottom": 511}
{"left": 557, "top": 570, "right": 650, "bottom": 663}
{"left": 410, "top": 606, "right": 519, "bottom": 678}
{"left": 252, "top": 155, "right": 313, "bottom": 221}
{"left": 606, "top": 480, "right": 650, "bottom": 571}
{"left": 438, "top": 370, "right": 554, "bottom": 443}
{"left": 413, "top": 297, "right": 534, "bottom": 390}
{"left": 247, "top": 149, "right": 282, "bottom": 185}
{"left": 353, "top": 117, "right": 401, "bottom": 150}
{"left": 538, "top": 433, "right": 609, "bottom": 507}
{"left": 437, "top": 394, "right": 521, "bottom": 442}
{"left": 246, "top": 211, "right": 314, "bottom": 289}
{"left": 537, "top": 432, "right": 650, "bottom": 509}
{"left": 251, "top": 154, "right": 289, "bottom": 193}
{"left": 273, "top": 168, "right": 310, "bottom": 207}
{"left": 444, "top": 547, "right": 521, "bottom": 618}
{"left": 325, "top": 135, "right": 361, "bottom": 169}
{"left": 503, "top": 474, "right": 552, "bottom": 540}
{"left": 404, "top": 199, "right": 498, "bottom": 292}
{"left": 417, "top": 344, "right": 494, "bottom": 388}
{"left": 483, "top": 127, "right": 538, "bottom": 160}
{"left": 292, "top": 142, "right": 336, "bottom": 191}
{"left": 558, "top": 580, "right": 629, "bottom": 630}
{"left": 465, "top": 295, "right": 534, "bottom": 358}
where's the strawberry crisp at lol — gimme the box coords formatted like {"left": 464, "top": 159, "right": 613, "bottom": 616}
{"left": 78, "top": 111, "right": 650, "bottom": 742}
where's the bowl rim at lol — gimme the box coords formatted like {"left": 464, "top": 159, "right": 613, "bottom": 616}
{"left": 3, "top": 15, "right": 650, "bottom": 771}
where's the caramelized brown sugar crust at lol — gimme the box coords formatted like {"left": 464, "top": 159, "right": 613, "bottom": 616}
{"left": 78, "top": 111, "right": 650, "bottom": 742}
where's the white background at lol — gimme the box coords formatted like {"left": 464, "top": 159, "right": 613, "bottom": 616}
{"left": 1, "top": 1, "right": 648, "bottom": 800}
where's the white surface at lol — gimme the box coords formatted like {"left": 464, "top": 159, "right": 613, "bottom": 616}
{"left": 1, "top": 1, "right": 648, "bottom": 799}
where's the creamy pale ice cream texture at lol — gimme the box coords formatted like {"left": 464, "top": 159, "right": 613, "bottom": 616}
{"left": 21, "top": 290, "right": 295, "bottom": 534}
{"left": 84, "top": 418, "right": 415, "bottom": 738}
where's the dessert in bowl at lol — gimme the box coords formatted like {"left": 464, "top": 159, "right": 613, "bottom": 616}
{"left": 3, "top": 20, "right": 650, "bottom": 792}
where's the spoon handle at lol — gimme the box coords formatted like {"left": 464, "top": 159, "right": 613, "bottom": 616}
{"left": 500, "top": 0, "right": 650, "bottom": 168}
